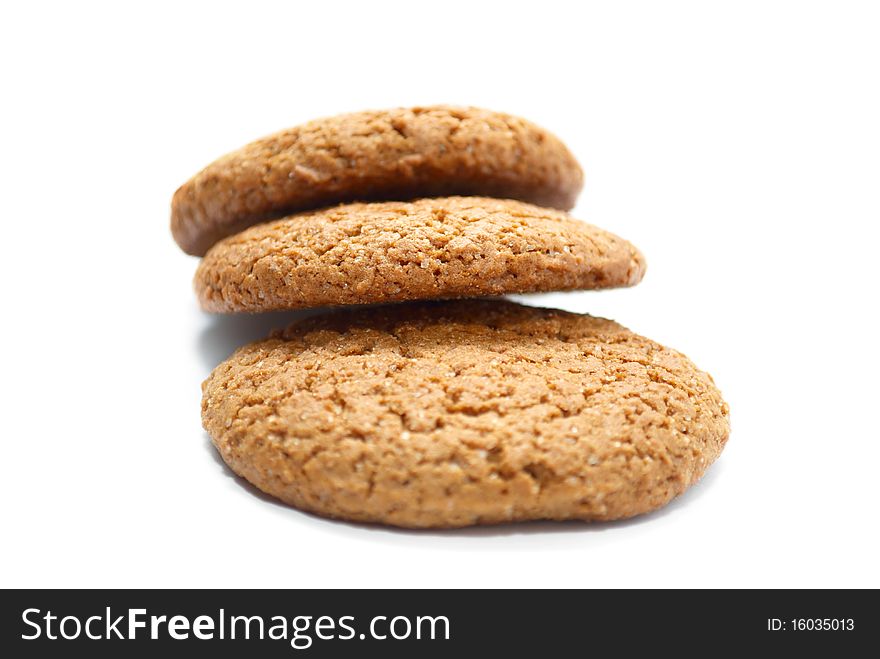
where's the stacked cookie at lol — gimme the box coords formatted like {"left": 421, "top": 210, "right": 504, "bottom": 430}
{"left": 173, "top": 106, "right": 729, "bottom": 528}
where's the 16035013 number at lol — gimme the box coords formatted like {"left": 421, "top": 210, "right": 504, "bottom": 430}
{"left": 791, "top": 619, "right": 854, "bottom": 631}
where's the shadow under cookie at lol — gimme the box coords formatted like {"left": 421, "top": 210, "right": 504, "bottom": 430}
{"left": 204, "top": 430, "right": 726, "bottom": 542}
{"left": 197, "top": 309, "right": 323, "bottom": 371}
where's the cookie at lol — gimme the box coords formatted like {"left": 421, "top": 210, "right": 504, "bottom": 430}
{"left": 172, "top": 106, "right": 584, "bottom": 255}
{"left": 194, "top": 197, "right": 645, "bottom": 313}
{"left": 202, "top": 300, "right": 729, "bottom": 528}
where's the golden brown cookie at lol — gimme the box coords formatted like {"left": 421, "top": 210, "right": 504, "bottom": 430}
{"left": 202, "top": 300, "right": 730, "bottom": 528}
{"left": 194, "top": 197, "right": 645, "bottom": 313}
{"left": 172, "top": 106, "right": 584, "bottom": 255}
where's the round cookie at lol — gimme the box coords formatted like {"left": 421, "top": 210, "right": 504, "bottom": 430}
{"left": 172, "top": 106, "right": 584, "bottom": 256}
{"left": 195, "top": 197, "right": 645, "bottom": 312}
{"left": 202, "top": 300, "right": 730, "bottom": 528}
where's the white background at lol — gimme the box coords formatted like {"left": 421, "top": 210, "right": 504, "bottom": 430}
{"left": 1, "top": 1, "right": 878, "bottom": 589}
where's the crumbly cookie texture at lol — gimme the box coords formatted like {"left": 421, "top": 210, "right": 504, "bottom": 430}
{"left": 202, "top": 300, "right": 729, "bottom": 528}
{"left": 194, "top": 197, "right": 645, "bottom": 312}
{"left": 172, "top": 106, "right": 584, "bottom": 255}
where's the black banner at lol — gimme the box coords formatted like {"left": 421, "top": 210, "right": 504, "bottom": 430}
{"left": 1, "top": 589, "right": 874, "bottom": 656}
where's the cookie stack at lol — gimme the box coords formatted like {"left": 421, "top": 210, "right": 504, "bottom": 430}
{"left": 173, "top": 106, "right": 729, "bottom": 528}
